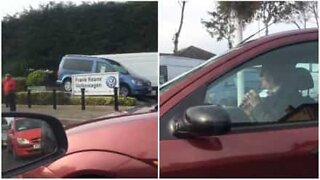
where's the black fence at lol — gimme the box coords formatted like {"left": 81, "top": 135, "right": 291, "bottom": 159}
{"left": 8, "top": 87, "right": 120, "bottom": 112}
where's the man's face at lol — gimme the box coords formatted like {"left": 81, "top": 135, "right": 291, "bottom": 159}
{"left": 260, "top": 72, "right": 273, "bottom": 90}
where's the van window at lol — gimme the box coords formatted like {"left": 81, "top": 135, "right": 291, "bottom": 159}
{"left": 63, "top": 59, "right": 93, "bottom": 72}
{"left": 96, "top": 62, "right": 114, "bottom": 73}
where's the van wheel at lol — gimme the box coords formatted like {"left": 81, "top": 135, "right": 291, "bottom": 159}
{"left": 63, "top": 79, "right": 72, "bottom": 92}
{"left": 120, "top": 85, "right": 130, "bottom": 97}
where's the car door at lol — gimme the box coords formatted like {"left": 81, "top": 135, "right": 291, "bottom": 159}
{"left": 160, "top": 32, "right": 318, "bottom": 177}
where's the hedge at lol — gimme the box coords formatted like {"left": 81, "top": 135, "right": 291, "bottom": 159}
{"left": 16, "top": 91, "right": 136, "bottom": 106}
{"left": 16, "top": 91, "right": 70, "bottom": 105}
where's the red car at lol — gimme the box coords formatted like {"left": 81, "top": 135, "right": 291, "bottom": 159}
{"left": 160, "top": 29, "right": 318, "bottom": 177}
{"left": 21, "top": 107, "right": 158, "bottom": 178}
{"left": 6, "top": 118, "right": 42, "bottom": 159}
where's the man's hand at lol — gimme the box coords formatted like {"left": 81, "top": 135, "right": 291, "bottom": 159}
{"left": 240, "top": 90, "right": 261, "bottom": 115}
{"left": 246, "top": 90, "right": 261, "bottom": 108}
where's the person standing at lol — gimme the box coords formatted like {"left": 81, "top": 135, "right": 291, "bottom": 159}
{"left": 2, "top": 74, "right": 17, "bottom": 111}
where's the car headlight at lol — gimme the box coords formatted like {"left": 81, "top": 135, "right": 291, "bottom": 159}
{"left": 17, "top": 138, "right": 31, "bottom": 145}
{"left": 131, "top": 79, "right": 143, "bottom": 86}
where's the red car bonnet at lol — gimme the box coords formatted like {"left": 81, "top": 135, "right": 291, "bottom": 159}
{"left": 15, "top": 128, "right": 41, "bottom": 140}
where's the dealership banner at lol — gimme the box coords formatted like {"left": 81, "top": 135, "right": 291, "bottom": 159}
{"left": 71, "top": 72, "right": 119, "bottom": 95}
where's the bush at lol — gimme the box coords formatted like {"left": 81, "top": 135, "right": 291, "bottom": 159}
{"left": 26, "top": 70, "right": 49, "bottom": 86}
{"left": 16, "top": 91, "right": 136, "bottom": 106}
{"left": 118, "top": 96, "right": 136, "bottom": 106}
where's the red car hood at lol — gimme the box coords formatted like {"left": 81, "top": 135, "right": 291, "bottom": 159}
{"left": 65, "top": 112, "right": 157, "bottom": 161}
{"left": 16, "top": 128, "right": 41, "bottom": 140}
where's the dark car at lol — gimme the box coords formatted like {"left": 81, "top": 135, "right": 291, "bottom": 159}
{"left": 160, "top": 29, "right": 318, "bottom": 177}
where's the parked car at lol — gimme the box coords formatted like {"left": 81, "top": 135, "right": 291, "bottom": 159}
{"left": 93, "top": 52, "right": 158, "bottom": 95}
{"left": 2, "top": 117, "right": 12, "bottom": 148}
{"left": 56, "top": 54, "right": 152, "bottom": 97}
{"left": 20, "top": 106, "right": 158, "bottom": 178}
{"left": 160, "top": 29, "right": 318, "bottom": 177}
{"left": 6, "top": 118, "right": 42, "bottom": 159}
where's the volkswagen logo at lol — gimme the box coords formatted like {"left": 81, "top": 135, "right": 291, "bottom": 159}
{"left": 106, "top": 76, "right": 117, "bottom": 88}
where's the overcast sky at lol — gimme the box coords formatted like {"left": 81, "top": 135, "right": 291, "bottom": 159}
{"left": 159, "top": 0, "right": 318, "bottom": 55}
{"left": 1, "top": 0, "right": 318, "bottom": 55}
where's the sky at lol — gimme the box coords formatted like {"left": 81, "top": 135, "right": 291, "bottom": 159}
{"left": 1, "top": 0, "right": 318, "bottom": 55}
{"left": 159, "top": 0, "right": 318, "bottom": 55}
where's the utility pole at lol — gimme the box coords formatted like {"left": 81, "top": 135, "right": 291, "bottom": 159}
{"left": 233, "top": 10, "right": 245, "bottom": 106}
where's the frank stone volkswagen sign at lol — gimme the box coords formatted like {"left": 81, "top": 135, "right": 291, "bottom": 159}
{"left": 71, "top": 72, "right": 119, "bottom": 95}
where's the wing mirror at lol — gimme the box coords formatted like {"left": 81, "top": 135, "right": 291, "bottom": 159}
{"left": 2, "top": 112, "right": 68, "bottom": 178}
{"left": 173, "top": 105, "right": 231, "bottom": 138}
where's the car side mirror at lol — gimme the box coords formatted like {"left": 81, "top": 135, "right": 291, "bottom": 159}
{"left": 2, "top": 112, "right": 68, "bottom": 178}
{"left": 173, "top": 105, "right": 231, "bottom": 138}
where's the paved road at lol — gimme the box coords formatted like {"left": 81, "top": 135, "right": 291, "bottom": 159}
{"left": 2, "top": 146, "right": 39, "bottom": 173}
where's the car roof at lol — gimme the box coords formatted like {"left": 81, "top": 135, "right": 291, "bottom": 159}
{"left": 237, "top": 28, "right": 318, "bottom": 48}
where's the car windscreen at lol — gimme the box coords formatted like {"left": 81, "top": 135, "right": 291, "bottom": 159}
{"left": 15, "top": 119, "right": 42, "bottom": 131}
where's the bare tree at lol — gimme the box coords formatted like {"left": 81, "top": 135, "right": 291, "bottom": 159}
{"left": 284, "top": 1, "right": 314, "bottom": 29}
{"left": 256, "top": 1, "right": 291, "bottom": 35}
{"left": 309, "top": 1, "right": 318, "bottom": 28}
{"left": 173, "top": 1, "right": 186, "bottom": 54}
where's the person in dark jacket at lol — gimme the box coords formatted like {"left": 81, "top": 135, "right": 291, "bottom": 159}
{"left": 2, "top": 74, "right": 17, "bottom": 111}
{"left": 241, "top": 64, "right": 302, "bottom": 123}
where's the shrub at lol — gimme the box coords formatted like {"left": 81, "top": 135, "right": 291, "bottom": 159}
{"left": 69, "top": 96, "right": 136, "bottom": 106}
{"left": 16, "top": 91, "right": 70, "bottom": 105}
{"left": 16, "top": 91, "right": 136, "bottom": 106}
{"left": 26, "top": 70, "right": 49, "bottom": 86}
{"left": 118, "top": 96, "right": 136, "bottom": 106}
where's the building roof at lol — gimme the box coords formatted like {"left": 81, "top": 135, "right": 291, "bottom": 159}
{"left": 174, "top": 46, "right": 215, "bottom": 60}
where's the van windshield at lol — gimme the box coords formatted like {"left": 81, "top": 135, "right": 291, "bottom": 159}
{"left": 108, "top": 61, "right": 129, "bottom": 74}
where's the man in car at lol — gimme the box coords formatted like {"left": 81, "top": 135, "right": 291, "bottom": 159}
{"left": 240, "top": 64, "right": 302, "bottom": 122}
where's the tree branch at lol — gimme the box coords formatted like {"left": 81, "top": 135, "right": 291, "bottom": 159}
{"left": 173, "top": 1, "right": 186, "bottom": 54}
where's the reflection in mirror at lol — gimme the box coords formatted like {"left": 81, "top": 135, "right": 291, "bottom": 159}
{"left": 2, "top": 117, "right": 57, "bottom": 173}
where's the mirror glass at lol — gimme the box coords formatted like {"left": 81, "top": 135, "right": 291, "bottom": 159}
{"left": 2, "top": 117, "right": 57, "bottom": 173}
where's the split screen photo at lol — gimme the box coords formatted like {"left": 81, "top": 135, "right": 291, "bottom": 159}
{"left": 1, "top": 0, "right": 319, "bottom": 178}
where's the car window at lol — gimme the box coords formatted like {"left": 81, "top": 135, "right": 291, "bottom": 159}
{"left": 95, "top": 62, "right": 114, "bottom": 73}
{"left": 63, "top": 59, "right": 93, "bottom": 72}
{"left": 204, "top": 41, "right": 318, "bottom": 125}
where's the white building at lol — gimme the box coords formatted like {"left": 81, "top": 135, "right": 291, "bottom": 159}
{"left": 160, "top": 46, "right": 215, "bottom": 84}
